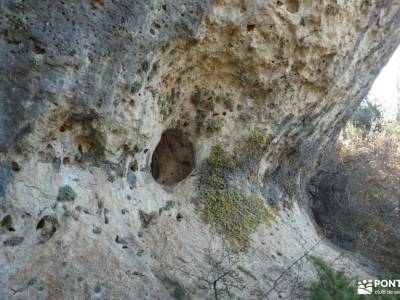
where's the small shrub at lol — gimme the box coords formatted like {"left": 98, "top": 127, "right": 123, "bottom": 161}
{"left": 234, "top": 130, "right": 271, "bottom": 168}
{"left": 173, "top": 285, "right": 189, "bottom": 300}
{"left": 201, "top": 98, "right": 215, "bottom": 111}
{"left": 216, "top": 95, "right": 234, "bottom": 111}
{"left": 195, "top": 110, "right": 206, "bottom": 133}
{"left": 351, "top": 98, "right": 382, "bottom": 133}
{"left": 130, "top": 80, "right": 142, "bottom": 94}
{"left": 247, "top": 130, "right": 270, "bottom": 151}
{"left": 204, "top": 144, "right": 236, "bottom": 172}
{"left": 136, "top": 248, "right": 144, "bottom": 257}
{"left": 159, "top": 200, "right": 176, "bottom": 214}
{"left": 206, "top": 119, "right": 221, "bottom": 136}
{"left": 312, "top": 120, "right": 400, "bottom": 272}
{"left": 142, "top": 59, "right": 151, "bottom": 72}
{"left": 8, "top": 16, "right": 28, "bottom": 31}
{"left": 57, "top": 185, "right": 77, "bottom": 201}
{"left": 32, "top": 59, "right": 40, "bottom": 69}
{"left": 223, "top": 97, "right": 234, "bottom": 111}
{"left": 308, "top": 256, "right": 398, "bottom": 300}
{"left": 87, "top": 143, "right": 105, "bottom": 164}
{"left": 100, "top": 50, "right": 112, "bottom": 60}
{"left": 265, "top": 184, "right": 280, "bottom": 206}
{"left": 165, "top": 200, "right": 175, "bottom": 210}
{"left": 308, "top": 256, "right": 359, "bottom": 300}
{"left": 139, "top": 210, "right": 158, "bottom": 227}
{"left": 201, "top": 188, "right": 270, "bottom": 251}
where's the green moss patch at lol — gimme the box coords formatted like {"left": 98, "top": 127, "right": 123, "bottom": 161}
{"left": 57, "top": 185, "right": 77, "bottom": 201}
{"left": 199, "top": 141, "right": 272, "bottom": 252}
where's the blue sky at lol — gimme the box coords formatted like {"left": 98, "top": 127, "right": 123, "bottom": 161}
{"left": 368, "top": 46, "right": 400, "bottom": 118}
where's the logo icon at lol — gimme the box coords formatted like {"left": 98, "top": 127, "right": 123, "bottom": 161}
{"left": 358, "top": 280, "right": 373, "bottom": 294}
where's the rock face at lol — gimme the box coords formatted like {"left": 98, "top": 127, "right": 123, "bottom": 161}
{"left": 0, "top": 1, "right": 399, "bottom": 299}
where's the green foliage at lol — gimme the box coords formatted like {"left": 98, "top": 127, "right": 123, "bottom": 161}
{"left": 201, "top": 188, "right": 270, "bottom": 251}
{"left": 234, "top": 130, "right": 271, "bottom": 167}
{"left": 216, "top": 95, "right": 235, "bottom": 111}
{"left": 324, "top": 120, "right": 400, "bottom": 271}
{"left": 246, "top": 130, "right": 270, "bottom": 152}
{"left": 165, "top": 200, "right": 175, "bottom": 210}
{"left": 57, "top": 185, "right": 77, "bottom": 201}
{"left": 87, "top": 143, "right": 105, "bottom": 165}
{"left": 206, "top": 119, "right": 221, "bottom": 136}
{"left": 139, "top": 210, "right": 159, "bottom": 227}
{"left": 7, "top": 15, "right": 28, "bottom": 31}
{"left": 205, "top": 144, "right": 236, "bottom": 171}
{"left": 130, "top": 80, "right": 142, "bottom": 94}
{"left": 160, "top": 200, "right": 176, "bottom": 214}
{"left": 264, "top": 184, "right": 280, "bottom": 206}
{"left": 200, "top": 173, "right": 226, "bottom": 189}
{"left": 201, "top": 98, "right": 215, "bottom": 111}
{"left": 136, "top": 248, "right": 144, "bottom": 257}
{"left": 100, "top": 50, "right": 112, "bottom": 60}
{"left": 195, "top": 110, "right": 206, "bottom": 133}
{"left": 32, "top": 58, "right": 40, "bottom": 69}
{"left": 199, "top": 144, "right": 271, "bottom": 252}
{"left": 223, "top": 97, "right": 234, "bottom": 111}
{"left": 308, "top": 256, "right": 398, "bottom": 300}
{"left": 142, "top": 59, "right": 151, "bottom": 72}
{"left": 351, "top": 98, "right": 382, "bottom": 132}
{"left": 309, "top": 256, "right": 357, "bottom": 300}
{"left": 172, "top": 286, "right": 189, "bottom": 300}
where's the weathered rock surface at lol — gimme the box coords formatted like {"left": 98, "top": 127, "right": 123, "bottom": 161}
{"left": 1, "top": 0, "right": 399, "bottom": 299}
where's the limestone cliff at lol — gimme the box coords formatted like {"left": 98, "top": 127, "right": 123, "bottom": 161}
{"left": 0, "top": 1, "right": 399, "bottom": 299}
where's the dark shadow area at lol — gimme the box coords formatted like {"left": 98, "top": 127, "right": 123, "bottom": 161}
{"left": 151, "top": 129, "right": 194, "bottom": 186}
{"left": 308, "top": 144, "right": 400, "bottom": 273}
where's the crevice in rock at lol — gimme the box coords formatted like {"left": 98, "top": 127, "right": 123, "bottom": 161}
{"left": 284, "top": 0, "right": 300, "bottom": 13}
{"left": 1, "top": 215, "right": 15, "bottom": 232}
{"left": 36, "top": 215, "right": 60, "bottom": 244}
{"left": 151, "top": 129, "right": 194, "bottom": 186}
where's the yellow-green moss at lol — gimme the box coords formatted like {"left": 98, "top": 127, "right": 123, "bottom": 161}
{"left": 246, "top": 130, "right": 270, "bottom": 151}
{"left": 199, "top": 144, "right": 272, "bottom": 252}
{"left": 216, "top": 95, "right": 234, "bottom": 111}
{"left": 206, "top": 119, "right": 222, "bottom": 136}
{"left": 201, "top": 188, "right": 271, "bottom": 252}
{"left": 205, "top": 144, "right": 236, "bottom": 171}
{"left": 200, "top": 173, "right": 225, "bottom": 189}
{"left": 233, "top": 130, "right": 271, "bottom": 168}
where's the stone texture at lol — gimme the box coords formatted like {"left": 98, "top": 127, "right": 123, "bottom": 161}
{"left": 0, "top": 0, "right": 399, "bottom": 299}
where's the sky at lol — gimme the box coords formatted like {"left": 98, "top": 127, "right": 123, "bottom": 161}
{"left": 368, "top": 46, "right": 400, "bottom": 118}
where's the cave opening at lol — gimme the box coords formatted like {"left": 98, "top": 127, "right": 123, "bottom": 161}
{"left": 151, "top": 129, "right": 195, "bottom": 186}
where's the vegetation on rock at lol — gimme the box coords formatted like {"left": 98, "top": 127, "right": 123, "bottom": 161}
{"left": 308, "top": 256, "right": 399, "bottom": 300}
{"left": 199, "top": 134, "right": 273, "bottom": 252}
{"left": 57, "top": 185, "right": 77, "bottom": 201}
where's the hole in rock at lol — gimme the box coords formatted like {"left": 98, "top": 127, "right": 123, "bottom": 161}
{"left": 1, "top": 215, "right": 15, "bottom": 231}
{"left": 247, "top": 24, "right": 255, "bottom": 31}
{"left": 36, "top": 215, "right": 60, "bottom": 243}
{"left": 151, "top": 129, "right": 194, "bottom": 186}
{"left": 284, "top": 0, "right": 299, "bottom": 13}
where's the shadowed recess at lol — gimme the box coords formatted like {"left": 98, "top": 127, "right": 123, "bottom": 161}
{"left": 151, "top": 129, "right": 194, "bottom": 186}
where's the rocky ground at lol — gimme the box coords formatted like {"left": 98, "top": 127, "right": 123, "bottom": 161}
{"left": 1, "top": 0, "right": 400, "bottom": 299}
